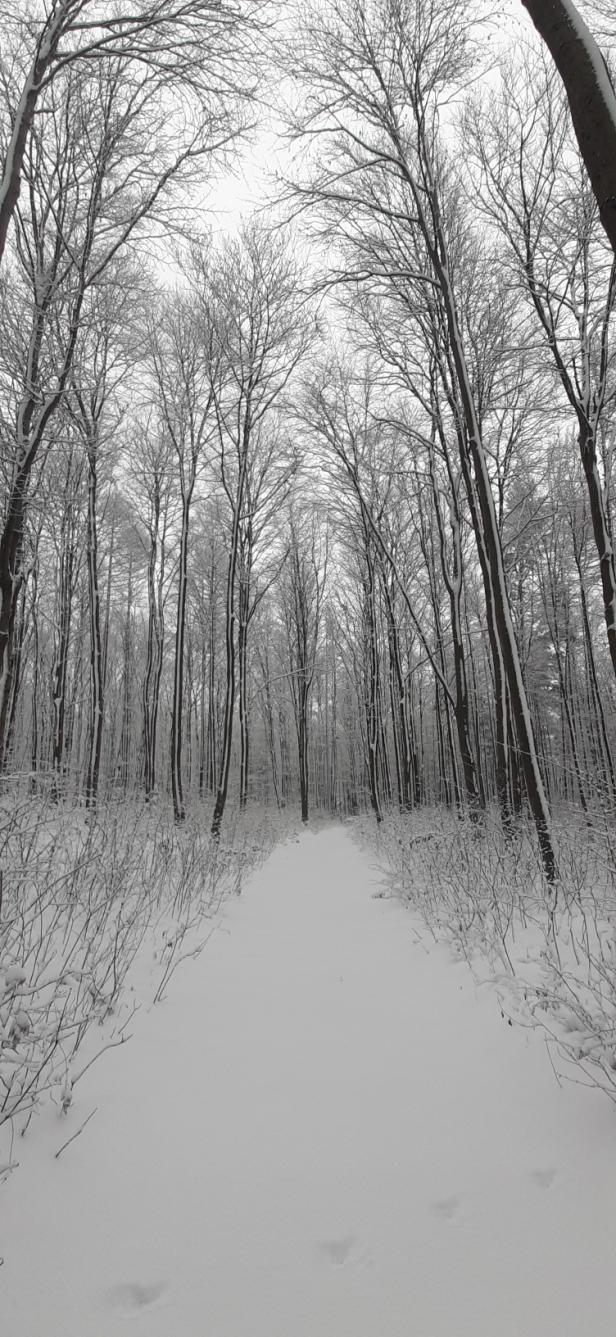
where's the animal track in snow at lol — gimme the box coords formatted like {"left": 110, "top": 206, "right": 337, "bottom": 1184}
{"left": 105, "top": 1280, "right": 168, "bottom": 1317}
{"left": 317, "top": 1234, "right": 356, "bottom": 1266}
{"left": 316, "top": 1233, "right": 373, "bottom": 1270}
{"left": 431, "top": 1195, "right": 461, "bottom": 1222}
{"left": 530, "top": 1167, "right": 557, "bottom": 1190}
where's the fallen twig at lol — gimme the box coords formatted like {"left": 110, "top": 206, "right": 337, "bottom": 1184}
{"left": 55, "top": 1106, "right": 98, "bottom": 1160}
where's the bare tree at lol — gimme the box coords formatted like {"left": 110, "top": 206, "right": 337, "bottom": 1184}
{"left": 468, "top": 62, "right": 616, "bottom": 692}
{"left": 282, "top": 507, "right": 327, "bottom": 824}
{"left": 68, "top": 277, "right": 134, "bottom": 808}
{"left": 287, "top": 0, "right": 558, "bottom": 880}
{"left": 0, "top": 0, "right": 263, "bottom": 772}
{"left": 47, "top": 431, "right": 86, "bottom": 798}
{"left": 128, "top": 419, "right": 175, "bottom": 802}
{"left": 0, "top": 0, "right": 266, "bottom": 266}
{"left": 201, "top": 226, "right": 311, "bottom": 838}
{"left": 149, "top": 290, "right": 217, "bottom": 823}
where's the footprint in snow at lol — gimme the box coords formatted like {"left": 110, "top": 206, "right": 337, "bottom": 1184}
{"left": 530, "top": 1167, "right": 557, "bottom": 1190}
{"left": 431, "top": 1195, "right": 461, "bottom": 1222}
{"left": 105, "top": 1280, "right": 168, "bottom": 1317}
{"left": 316, "top": 1234, "right": 373, "bottom": 1270}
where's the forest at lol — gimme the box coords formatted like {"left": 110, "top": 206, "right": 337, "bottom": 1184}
{"left": 2, "top": 0, "right": 616, "bottom": 1143}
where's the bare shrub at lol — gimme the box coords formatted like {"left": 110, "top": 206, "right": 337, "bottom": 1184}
{"left": 0, "top": 795, "right": 286, "bottom": 1133}
{"left": 364, "top": 806, "right": 616, "bottom": 1101}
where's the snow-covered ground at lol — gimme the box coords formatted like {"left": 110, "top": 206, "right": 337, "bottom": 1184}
{"left": 2, "top": 824, "right": 616, "bottom": 1336}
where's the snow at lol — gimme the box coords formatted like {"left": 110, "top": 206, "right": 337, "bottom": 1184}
{"left": 2, "top": 824, "right": 616, "bottom": 1336}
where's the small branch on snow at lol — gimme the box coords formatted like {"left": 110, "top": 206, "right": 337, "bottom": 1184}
{"left": 55, "top": 1107, "right": 98, "bottom": 1160}
{"left": 71, "top": 1032, "right": 133, "bottom": 1089}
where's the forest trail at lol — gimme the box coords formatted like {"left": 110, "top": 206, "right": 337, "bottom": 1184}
{"left": 2, "top": 825, "right": 616, "bottom": 1337}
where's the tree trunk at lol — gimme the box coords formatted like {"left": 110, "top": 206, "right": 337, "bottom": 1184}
{"left": 171, "top": 496, "right": 192, "bottom": 824}
{"left": 573, "top": 543, "right": 616, "bottom": 801}
{"left": 52, "top": 501, "right": 77, "bottom": 799}
{"left": 238, "top": 564, "right": 250, "bottom": 810}
{"left": 119, "top": 557, "right": 133, "bottom": 793}
{"left": 362, "top": 559, "right": 383, "bottom": 824}
{"left": 520, "top": 0, "right": 616, "bottom": 257}
{"left": 211, "top": 420, "right": 250, "bottom": 838}
{"left": 298, "top": 684, "right": 310, "bottom": 823}
{"left": 85, "top": 444, "right": 104, "bottom": 810}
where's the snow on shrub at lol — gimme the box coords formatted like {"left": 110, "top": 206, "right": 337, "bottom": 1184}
{"left": 0, "top": 795, "right": 286, "bottom": 1134}
{"left": 366, "top": 805, "right": 616, "bottom": 1102}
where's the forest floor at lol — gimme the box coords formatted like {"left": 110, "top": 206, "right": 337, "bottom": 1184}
{"left": 2, "top": 823, "right": 616, "bottom": 1336}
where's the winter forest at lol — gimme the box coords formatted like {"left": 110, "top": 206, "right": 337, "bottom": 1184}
{"left": 2, "top": 1, "right": 616, "bottom": 1332}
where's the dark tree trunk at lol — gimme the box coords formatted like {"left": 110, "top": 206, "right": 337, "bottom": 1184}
{"left": 52, "top": 501, "right": 78, "bottom": 799}
{"left": 577, "top": 423, "right": 616, "bottom": 688}
{"left": 520, "top": 0, "right": 616, "bottom": 257}
{"left": 211, "top": 492, "right": 245, "bottom": 838}
{"left": 142, "top": 487, "right": 165, "bottom": 802}
{"left": 573, "top": 544, "right": 616, "bottom": 801}
{"left": 3, "top": 583, "right": 28, "bottom": 774}
{"left": 362, "top": 558, "right": 383, "bottom": 824}
{"left": 297, "top": 685, "right": 309, "bottom": 823}
{"left": 171, "top": 496, "right": 192, "bottom": 824}
{"left": 119, "top": 558, "right": 133, "bottom": 793}
{"left": 85, "top": 445, "right": 104, "bottom": 810}
{"left": 238, "top": 551, "right": 250, "bottom": 810}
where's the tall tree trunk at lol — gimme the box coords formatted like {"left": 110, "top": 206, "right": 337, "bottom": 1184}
{"left": 362, "top": 558, "right": 383, "bottom": 824}
{"left": 577, "top": 422, "right": 616, "bottom": 688}
{"left": 30, "top": 564, "right": 40, "bottom": 792}
{"left": 52, "top": 504, "right": 77, "bottom": 799}
{"left": 3, "top": 582, "right": 28, "bottom": 774}
{"left": 211, "top": 450, "right": 249, "bottom": 838}
{"left": 171, "top": 495, "right": 192, "bottom": 824}
{"left": 207, "top": 598, "right": 217, "bottom": 794}
{"left": 0, "top": 513, "right": 25, "bottom": 775}
{"left": 238, "top": 560, "right": 250, "bottom": 810}
{"left": 297, "top": 683, "right": 309, "bottom": 823}
{"left": 143, "top": 495, "right": 165, "bottom": 803}
{"left": 0, "top": 8, "right": 66, "bottom": 266}
{"left": 520, "top": 0, "right": 616, "bottom": 257}
{"left": 119, "top": 557, "right": 133, "bottom": 793}
{"left": 279, "top": 701, "right": 291, "bottom": 804}
{"left": 427, "top": 442, "right": 481, "bottom": 815}
{"left": 259, "top": 646, "right": 281, "bottom": 807}
{"left": 574, "top": 545, "right": 616, "bottom": 801}
{"left": 85, "top": 442, "right": 104, "bottom": 810}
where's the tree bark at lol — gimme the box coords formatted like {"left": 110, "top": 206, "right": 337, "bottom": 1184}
{"left": 171, "top": 495, "right": 192, "bottom": 824}
{"left": 520, "top": 0, "right": 616, "bottom": 257}
{"left": 85, "top": 441, "right": 104, "bottom": 810}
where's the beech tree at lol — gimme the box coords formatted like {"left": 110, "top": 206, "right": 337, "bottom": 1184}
{"left": 282, "top": 508, "right": 327, "bottom": 824}
{"left": 520, "top": 0, "right": 616, "bottom": 257}
{"left": 3, "top": 0, "right": 616, "bottom": 847}
{"left": 203, "top": 226, "right": 312, "bottom": 838}
{"left": 468, "top": 62, "right": 616, "bottom": 691}
{"left": 287, "top": 0, "right": 558, "bottom": 881}
{"left": 0, "top": 0, "right": 264, "bottom": 774}
{"left": 148, "top": 291, "right": 217, "bottom": 823}
{"left": 128, "top": 419, "right": 175, "bottom": 802}
{"left": 0, "top": 0, "right": 266, "bottom": 267}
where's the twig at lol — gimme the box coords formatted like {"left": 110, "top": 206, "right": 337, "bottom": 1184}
{"left": 55, "top": 1107, "right": 98, "bottom": 1160}
{"left": 72, "top": 1032, "right": 133, "bottom": 1088}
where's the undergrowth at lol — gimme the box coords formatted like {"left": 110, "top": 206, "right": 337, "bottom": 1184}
{"left": 0, "top": 795, "right": 289, "bottom": 1147}
{"left": 362, "top": 805, "right": 616, "bottom": 1103}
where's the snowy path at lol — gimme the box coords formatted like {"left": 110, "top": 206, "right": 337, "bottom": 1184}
{"left": 2, "top": 825, "right": 616, "bottom": 1336}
